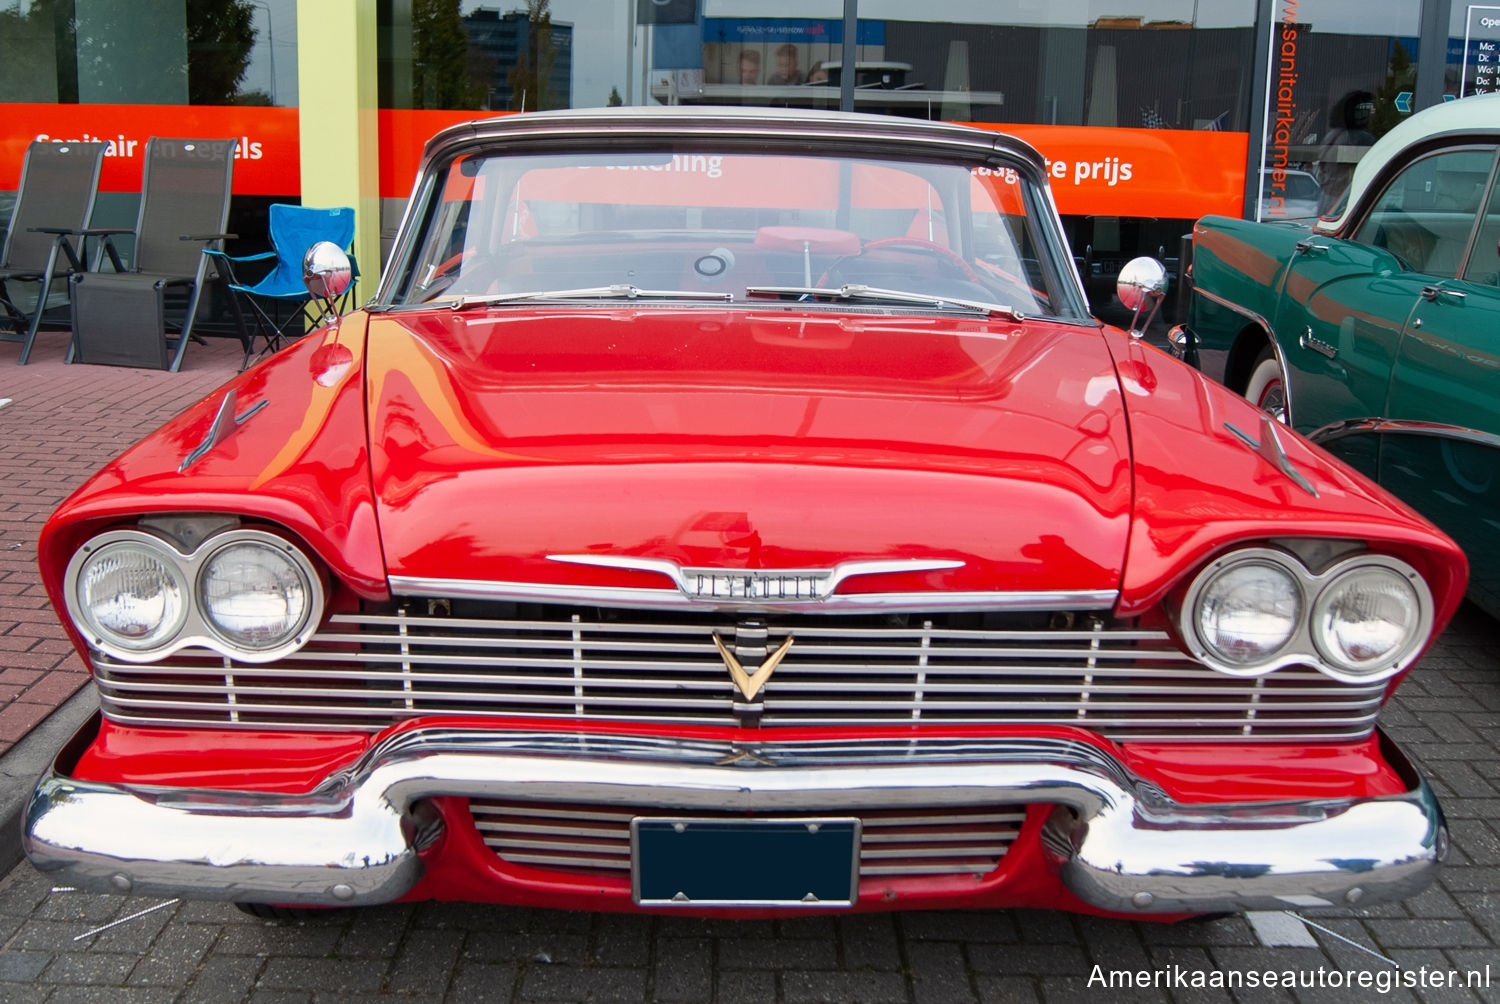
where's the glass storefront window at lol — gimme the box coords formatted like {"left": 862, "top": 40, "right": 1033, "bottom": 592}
{"left": 1449, "top": 3, "right": 1500, "bottom": 100}
{"left": 0, "top": 0, "right": 297, "bottom": 108}
{"left": 1256, "top": 0, "right": 1422, "bottom": 221}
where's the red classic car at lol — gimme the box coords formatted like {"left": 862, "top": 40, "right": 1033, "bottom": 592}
{"left": 24, "top": 109, "right": 1464, "bottom": 920}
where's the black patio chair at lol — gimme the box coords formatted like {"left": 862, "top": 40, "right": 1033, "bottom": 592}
{"left": 0, "top": 140, "right": 105, "bottom": 364}
{"left": 69, "top": 138, "right": 236, "bottom": 371}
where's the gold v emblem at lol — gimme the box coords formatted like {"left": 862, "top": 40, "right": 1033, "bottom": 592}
{"left": 713, "top": 632, "right": 794, "bottom": 701}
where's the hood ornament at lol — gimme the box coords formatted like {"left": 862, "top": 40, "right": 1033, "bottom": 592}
{"left": 714, "top": 632, "right": 794, "bottom": 701}
{"left": 547, "top": 555, "right": 962, "bottom": 603}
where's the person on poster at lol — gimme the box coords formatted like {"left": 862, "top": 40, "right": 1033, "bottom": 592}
{"left": 769, "top": 44, "right": 805, "bottom": 85}
{"left": 738, "top": 49, "right": 762, "bottom": 85}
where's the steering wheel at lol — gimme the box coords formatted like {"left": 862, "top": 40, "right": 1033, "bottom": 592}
{"left": 819, "top": 236, "right": 985, "bottom": 290}
{"left": 860, "top": 237, "right": 983, "bottom": 282}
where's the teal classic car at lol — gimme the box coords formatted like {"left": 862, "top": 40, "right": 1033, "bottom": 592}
{"left": 1175, "top": 93, "right": 1500, "bottom": 617}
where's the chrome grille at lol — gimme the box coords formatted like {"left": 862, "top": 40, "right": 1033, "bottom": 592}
{"left": 92, "top": 602, "right": 1386, "bottom": 741}
{"left": 468, "top": 800, "right": 1024, "bottom": 880}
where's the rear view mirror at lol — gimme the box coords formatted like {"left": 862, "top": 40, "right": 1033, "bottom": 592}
{"left": 303, "top": 241, "right": 353, "bottom": 302}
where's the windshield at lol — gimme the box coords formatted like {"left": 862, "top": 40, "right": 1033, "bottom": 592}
{"left": 390, "top": 147, "right": 1069, "bottom": 318}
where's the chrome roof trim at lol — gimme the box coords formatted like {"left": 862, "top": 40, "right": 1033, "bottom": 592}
{"left": 387, "top": 574, "right": 1118, "bottom": 615}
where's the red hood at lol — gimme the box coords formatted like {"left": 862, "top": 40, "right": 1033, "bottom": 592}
{"left": 366, "top": 308, "right": 1132, "bottom": 596}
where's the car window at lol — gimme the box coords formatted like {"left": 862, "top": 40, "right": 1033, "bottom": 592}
{"left": 1283, "top": 172, "right": 1320, "bottom": 200}
{"left": 1352, "top": 147, "right": 1495, "bottom": 277}
{"left": 1465, "top": 171, "right": 1500, "bottom": 286}
{"left": 395, "top": 148, "right": 1064, "bottom": 317}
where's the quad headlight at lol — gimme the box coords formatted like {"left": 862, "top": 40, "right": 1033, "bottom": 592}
{"left": 74, "top": 540, "right": 189, "bottom": 651}
{"left": 1180, "top": 547, "right": 1432, "bottom": 684}
{"left": 65, "top": 526, "right": 323, "bottom": 663}
{"left": 1193, "top": 559, "right": 1302, "bottom": 669}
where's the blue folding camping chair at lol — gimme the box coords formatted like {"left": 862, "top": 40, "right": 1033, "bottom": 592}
{"left": 206, "top": 203, "right": 358, "bottom": 368}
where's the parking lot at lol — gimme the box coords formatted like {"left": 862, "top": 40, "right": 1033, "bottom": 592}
{"left": 0, "top": 329, "right": 1497, "bottom": 1002}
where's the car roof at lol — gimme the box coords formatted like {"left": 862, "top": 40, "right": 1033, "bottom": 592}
{"left": 419, "top": 106, "right": 1049, "bottom": 177}
{"left": 1317, "top": 92, "right": 1500, "bottom": 232}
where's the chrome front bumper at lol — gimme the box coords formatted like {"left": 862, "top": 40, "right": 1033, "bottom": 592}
{"left": 23, "top": 722, "right": 1446, "bottom": 914}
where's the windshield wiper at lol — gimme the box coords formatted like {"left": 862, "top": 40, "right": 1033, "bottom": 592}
{"left": 438, "top": 285, "right": 735, "bottom": 310}
{"left": 745, "top": 283, "right": 1023, "bottom": 321}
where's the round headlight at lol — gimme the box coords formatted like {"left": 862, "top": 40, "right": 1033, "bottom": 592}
{"left": 1312, "top": 565, "right": 1423, "bottom": 679}
{"left": 1193, "top": 560, "right": 1302, "bottom": 669}
{"left": 75, "top": 541, "right": 188, "bottom": 651}
{"left": 199, "top": 540, "right": 314, "bottom": 651}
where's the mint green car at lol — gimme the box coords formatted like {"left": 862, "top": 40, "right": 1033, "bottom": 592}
{"left": 1175, "top": 93, "right": 1500, "bottom": 616}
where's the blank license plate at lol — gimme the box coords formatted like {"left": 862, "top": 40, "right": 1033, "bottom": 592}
{"left": 632, "top": 817, "right": 860, "bottom": 907}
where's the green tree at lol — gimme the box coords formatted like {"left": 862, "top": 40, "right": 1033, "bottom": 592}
{"left": 0, "top": 0, "right": 67, "bottom": 103}
{"left": 413, "top": 0, "right": 485, "bottom": 109}
{"left": 608, "top": 85, "right": 623, "bottom": 107}
{"left": 506, "top": 0, "right": 557, "bottom": 111}
{"left": 1372, "top": 41, "right": 1416, "bottom": 139}
{"left": 187, "top": 0, "right": 258, "bottom": 105}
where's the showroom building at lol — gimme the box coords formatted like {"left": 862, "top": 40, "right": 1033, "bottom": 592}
{"left": 0, "top": 0, "right": 1489, "bottom": 303}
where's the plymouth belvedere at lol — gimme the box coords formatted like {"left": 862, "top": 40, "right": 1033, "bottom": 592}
{"left": 23, "top": 108, "right": 1464, "bottom": 920}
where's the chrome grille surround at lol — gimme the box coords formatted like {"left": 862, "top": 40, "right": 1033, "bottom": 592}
{"left": 91, "top": 599, "right": 1388, "bottom": 742}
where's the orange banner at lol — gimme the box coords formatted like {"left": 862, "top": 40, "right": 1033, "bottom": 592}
{"left": 375, "top": 111, "right": 1247, "bottom": 219}
{"left": 0, "top": 103, "right": 299, "bottom": 196}
{"left": 378, "top": 108, "right": 490, "bottom": 200}
{"left": 1, "top": 104, "right": 1248, "bottom": 220}
{"left": 975, "top": 123, "right": 1249, "bottom": 219}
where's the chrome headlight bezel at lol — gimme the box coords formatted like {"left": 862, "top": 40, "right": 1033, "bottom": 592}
{"left": 1185, "top": 554, "right": 1304, "bottom": 674}
{"left": 68, "top": 535, "right": 191, "bottom": 653}
{"left": 64, "top": 526, "right": 324, "bottom": 664}
{"left": 1310, "top": 556, "right": 1433, "bottom": 684}
{"left": 1178, "top": 546, "right": 1433, "bottom": 684}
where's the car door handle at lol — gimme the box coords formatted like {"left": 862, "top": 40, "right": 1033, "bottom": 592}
{"left": 1420, "top": 285, "right": 1467, "bottom": 303}
{"left": 1293, "top": 239, "right": 1330, "bottom": 256}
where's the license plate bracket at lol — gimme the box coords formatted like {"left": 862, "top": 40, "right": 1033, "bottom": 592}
{"left": 631, "top": 817, "right": 860, "bottom": 908}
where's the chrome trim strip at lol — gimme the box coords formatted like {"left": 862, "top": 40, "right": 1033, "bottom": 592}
{"left": 24, "top": 721, "right": 1444, "bottom": 914}
{"left": 178, "top": 390, "right": 267, "bottom": 472}
{"left": 546, "top": 555, "right": 964, "bottom": 603}
{"left": 1225, "top": 415, "right": 1318, "bottom": 497}
{"left": 1309, "top": 417, "right": 1500, "bottom": 452}
{"left": 1188, "top": 286, "right": 1295, "bottom": 422}
{"left": 1191, "top": 284, "right": 1273, "bottom": 340}
{"left": 387, "top": 575, "right": 1117, "bottom": 614}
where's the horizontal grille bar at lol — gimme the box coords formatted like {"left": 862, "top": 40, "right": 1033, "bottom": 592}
{"left": 93, "top": 602, "right": 1387, "bottom": 741}
{"left": 468, "top": 800, "right": 1024, "bottom": 880}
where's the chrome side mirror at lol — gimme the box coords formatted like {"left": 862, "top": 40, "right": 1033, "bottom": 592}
{"left": 303, "top": 241, "right": 353, "bottom": 318}
{"left": 1116, "top": 257, "right": 1169, "bottom": 339}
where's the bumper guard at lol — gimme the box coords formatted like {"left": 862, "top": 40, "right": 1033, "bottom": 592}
{"left": 23, "top": 721, "right": 1446, "bottom": 914}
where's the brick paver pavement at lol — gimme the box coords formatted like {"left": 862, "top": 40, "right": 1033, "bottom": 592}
{"left": 0, "top": 327, "right": 243, "bottom": 753}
